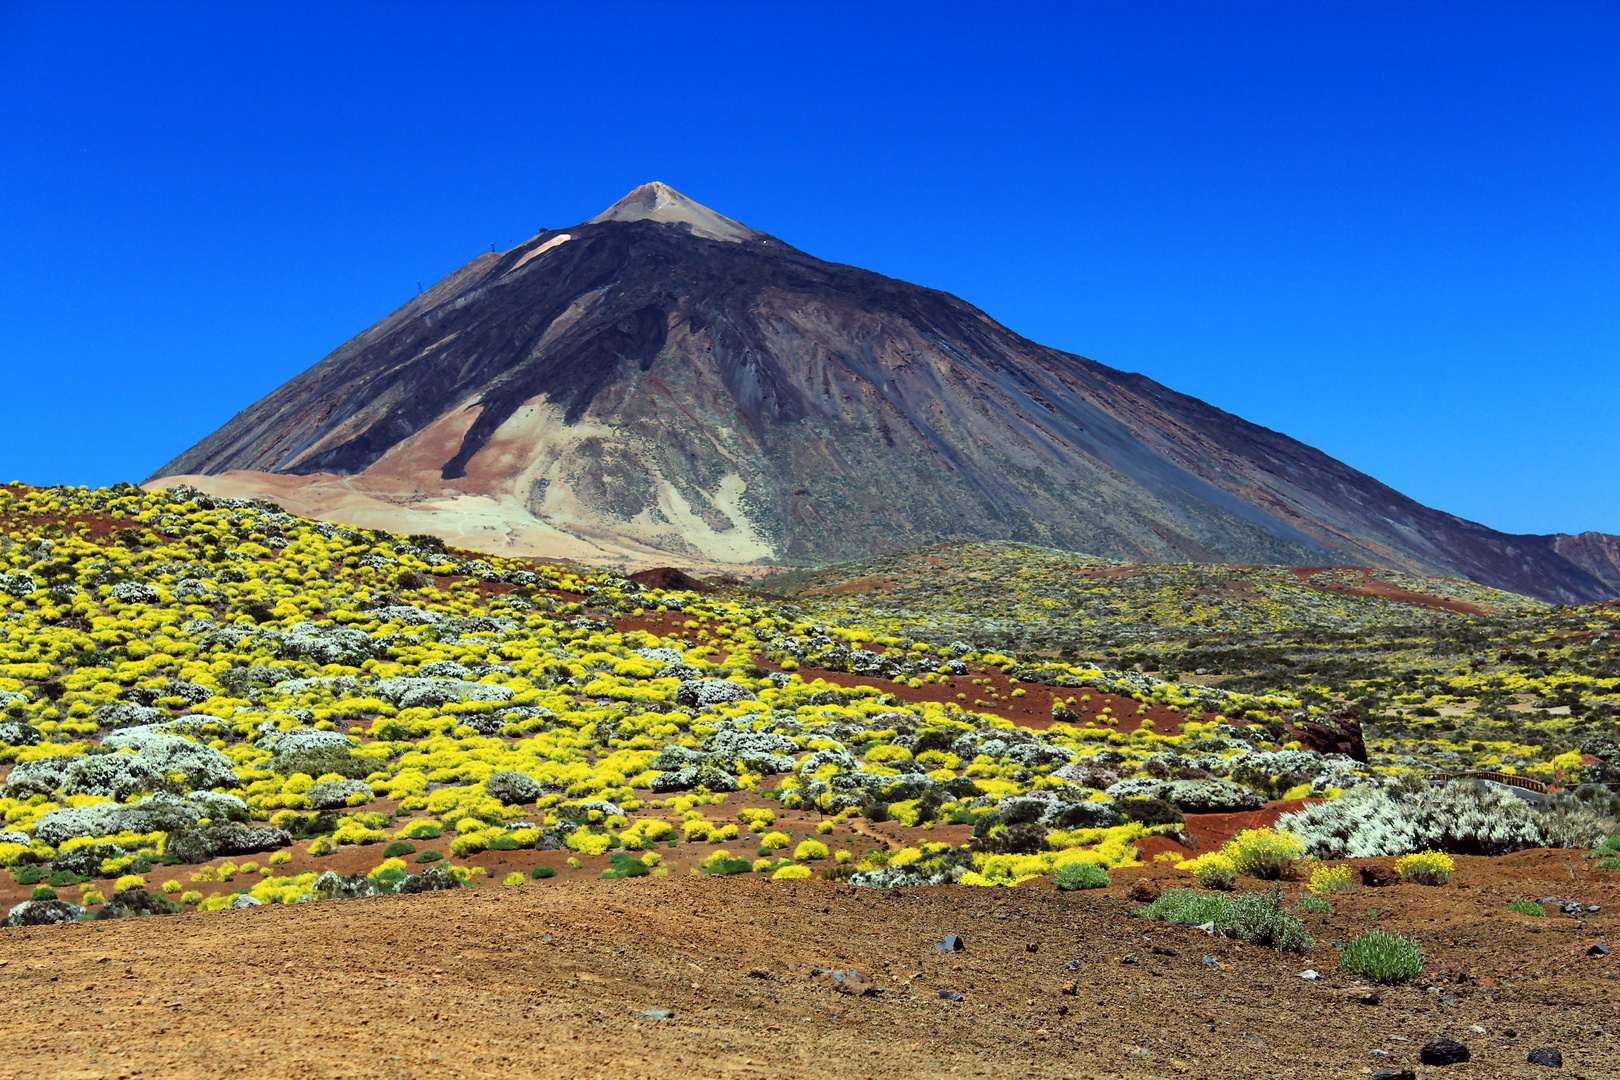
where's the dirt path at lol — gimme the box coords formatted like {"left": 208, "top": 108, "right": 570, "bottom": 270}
{"left": 1, "top": 861, "right": 1614, "bottom": 1080}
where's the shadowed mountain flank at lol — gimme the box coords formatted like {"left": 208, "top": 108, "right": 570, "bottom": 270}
{"left": 149, "top": 184, "right": 1615, "bottom": 603}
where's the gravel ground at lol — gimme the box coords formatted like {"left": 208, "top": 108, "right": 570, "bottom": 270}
{"left": 0, "top": 859, "right": 1614, "bottom": 1079}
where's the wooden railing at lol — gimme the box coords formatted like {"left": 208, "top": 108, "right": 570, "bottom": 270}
{"left": 1428, "top": 770, "right": 1550, "bottom": 794}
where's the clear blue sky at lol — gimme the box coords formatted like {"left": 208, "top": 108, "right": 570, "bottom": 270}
{"left": 1, "top": 0, "right": 1615, "bottom": 536}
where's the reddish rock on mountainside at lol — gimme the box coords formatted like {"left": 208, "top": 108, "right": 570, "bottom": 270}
{"left": 1292, "top": 713, "right": 1369, "bottom": 763}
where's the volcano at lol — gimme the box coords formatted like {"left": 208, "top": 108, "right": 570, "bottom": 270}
{"left": 148, "top": 183, "right": 1617, "bottom": 602}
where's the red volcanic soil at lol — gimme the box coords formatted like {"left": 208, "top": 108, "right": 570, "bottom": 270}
{"left": 1287, "top": 565, "right": 1490, "bottom": 616}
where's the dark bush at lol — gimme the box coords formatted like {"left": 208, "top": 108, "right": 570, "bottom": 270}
{"left": 1117, "top": 798, "right": 1185, "bottom": 827}
{"left": 269, "top": 746, "right": 375, "bottom": 781}
{"left": 396, "top": 570, "right": 431, "bottom": 591}
{"left": 529, "top": 866, "right": 557, "bottom": 879}
{"left": 383, "top": 841, "right": 417, "bottom": 858}
{"left": 51, "top": 842, "right": 125, "bottom": 878}
{"left": 976, "top": 822, "right": 1048, "bottom": 856}
{"left": 108, "top": 889, "right": 181, "bottom": 917}
{"left": 396, "top": 863, "right": 461, "bottom": 894}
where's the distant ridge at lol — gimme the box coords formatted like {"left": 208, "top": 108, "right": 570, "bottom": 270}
{"left": 148, "top": 184, "right": 1617, "bottom": 603}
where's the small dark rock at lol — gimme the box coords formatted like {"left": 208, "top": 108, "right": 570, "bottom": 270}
{"left": 1419, "top": 1036, "right": 1471, "bottom": 1065}
{"left": 1359, "top": 990, "right": 1382, "bottom": 1006}
{"left": 1024, "top": 942, "right": 1039, "bottom": 953}
{"left": 1526, "top": 1046, "right": 1563, "bottom": 1068}
{"left": 1360, "top": 864, "right": 1400, "bottom": 887}
{"left": 938, "top": 990, "right": 963, "bottom": 1001}
{"left": 1126, "top": 879, "right": 1160, "bottom": 903}
{"left": 1587, "top": 942, "right": 1610, "bottom": 956}
{"left": 636, "top": 1009, "right": 674, "bottom": 1020}
{"left": 936, "top": 934, "right": 965, "bottom": 951}
{"left": 747, "top": 967, "right": 771, "bottom": 980}
{"left": 1370, "top": 1071, "right": 1416, "bottom": 1080}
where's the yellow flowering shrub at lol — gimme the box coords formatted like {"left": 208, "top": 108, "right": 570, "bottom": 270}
{"left": 1220, "top": 829, "right": 1302, "bottom": 880}
{"left": 793, "top": 839, "right": 829, "bottom": 861}
{"left": 738, "top": 808, "right": 776, "bottom": 831}
{"left": 565, "top": 827, "right": 613, "bottom": 856}
{"left": 1175, "top": 853, "right": 1236, "bottom": 890}
{"left": 1308, "top": 864, "right": 1355, "bottom": 895}
{"left": 1393, "top": 850, "right": 1454, "bottom": 885}
{"left": 771, "top": 864, "right": 812, "bottom": 880}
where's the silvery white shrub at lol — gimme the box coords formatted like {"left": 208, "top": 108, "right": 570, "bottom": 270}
{"left": 280, "top": 622, "right": 379, "bottom": 666}
{"left": 674, "top": 679, "right": 756, "bottom": 708}
{"left": 373, "top": 678, "right": 514, "bottom": 709}
{"left": 485, "top": 770, "right": 543, "bottom": 805}
{"left": 305, "top": 779, "right": 373, "bottom": 810}
{"left": 1, "top": 572, "right": 38, "bottom": 597}
{"left": 109, "top": 581, "right": 159, "bottom": 603}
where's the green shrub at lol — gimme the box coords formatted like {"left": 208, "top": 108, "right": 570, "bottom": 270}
{"left": 601, "top": 852, "right": 652, "bottom": 880}
{"left": 10, "top": 866, "right": 44, "bottom": 886}
{"left": 1054, "top": 862, "right": 1110, "bottom": 891}
{"left": 1137, "top": 888, "right": 1230, "bottom": 925}
{"left": 382, "top": 841, "right": 417, "bottom": 858}
{"left": 412, "top": 850, "right": 443, "bottom": 864}
{"left": 1505, "top": 898, "right": 1546, "bottom": 917}
{"left": 1294, "top": 895, "right": 1331, "bottom": 914}
{"left": 529, "top": 866, "right": 557, "bottom": 879}
{"left": 1598, "top": 857, "right": 1620, "bottom": 870}
{"left": 1213, "top": 885, "right": 1313, "bottom": 952}
{"left": 702, "top": 857, "right": 752, "bottom": 876}
{"left": 29, "top": 886, "right": 57, "bottom": 901}
{"left": 1339, "top": 930, "right": 1423, "bottom": 983}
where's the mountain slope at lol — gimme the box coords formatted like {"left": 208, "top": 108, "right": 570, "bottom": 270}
{"left": 149, "top": 183, "right": 1615, "bottom": 603}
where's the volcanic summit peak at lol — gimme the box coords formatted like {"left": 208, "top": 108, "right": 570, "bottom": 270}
{"left": 587, "top": 181, "right": 763, "bottom": 242}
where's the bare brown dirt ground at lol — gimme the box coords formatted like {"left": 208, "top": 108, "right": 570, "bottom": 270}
{"left": 1, "top": 860, "right": 1615, "bottom": 1080}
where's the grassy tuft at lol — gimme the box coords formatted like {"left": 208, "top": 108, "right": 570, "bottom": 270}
{"left": 1053, "top": 862, "right": 1110, "bottom": 891}
{"left": 1339, "top": 930, "right": 1423, "bottom": 983}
